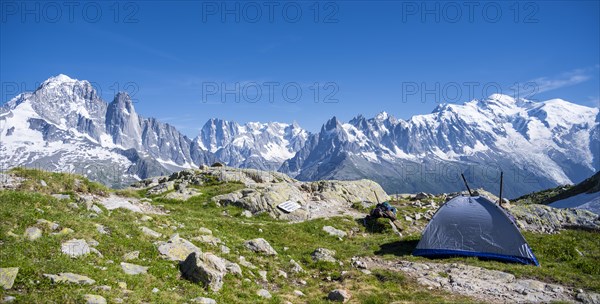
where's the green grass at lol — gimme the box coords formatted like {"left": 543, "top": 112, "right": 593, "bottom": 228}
{"left": 1, "top": 170, "right": 599, "bottom": 303}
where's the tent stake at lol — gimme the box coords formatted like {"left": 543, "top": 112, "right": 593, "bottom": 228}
{"left": 461, "top": 173, "right": 473, "bottom": 196}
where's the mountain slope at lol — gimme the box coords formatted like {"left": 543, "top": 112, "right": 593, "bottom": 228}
{"left": 280, "top": 94, "right": 599, "bottom": 198}
{"left": 1, "top": 75, "right": 597, "bottom": 197}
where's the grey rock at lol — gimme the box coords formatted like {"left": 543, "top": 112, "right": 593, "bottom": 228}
{"left": 220, "top": 245, "right": 230, "bottom": 254}
{"left": 51, "top": 194, "right": 70, "bottom": 200}
{"left": 61, "top": 239, "right": 91, "bottom": 257}
{"left": 311, "top": 248, "right": 337, "bottom": 263}
{"left": 244, "top": 238, "right": 277, "bottom": 256}
{"left": 37, "top": 219, "right": 59, "bottom": 231}
{"left": 2, "top": 296, "right": 16, "bottom": 303}
{"left": 120, "top": 262, "right": 148, "bottom": 275}
{"left": 140, "top": 226, "right": 162, "bottom": 238}
{"left": 123, "top": 251, "right": 140, "bottom": 261}
{"left": 241, "top": 210, "right": 252, "bottom": 218}
{"left": 322, "top": 226, "right": 347, "bottom": 238}
{"left": 258, "top": 270, "right": 267, "bottom": 282}
{"left": 43, "top": 273, "right": 95, "bottom": 285}
{"left": 328, "top": 289, "right": 351, "bottom": 302}
{"left": 83, "top": 294, "right": 106, "bottom": 304}
{"left": 256, "top": 289, "right": 272, "bottom": 299}
{"left": 179, "top": 252, "right": 237, "bottom": 292}
{"left": 290, "top": 259, "right": 304, "bottom": 273}
{"left": 190, "top": 297, "right": 217, "bottom": 304}
{"left": 293, "top": 290, "right": 305, "bottom": 297}
{"left": 198, "top": 227, "right": 213, "bottom": 235}
{"left": 192, "top": 235, "right": 221, "bottom": 246}
{"left": 24, "top": 227, "right": 42, "bottom": 240}
{"left": 157, "top": 234, "right": 201, "bottom": 261}
{"left": 0, "top": 267, "right": 18, "bottom": 289}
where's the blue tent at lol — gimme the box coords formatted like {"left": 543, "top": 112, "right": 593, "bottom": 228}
{"left": 413, "top": 195, "right": 539, "bottom": 266}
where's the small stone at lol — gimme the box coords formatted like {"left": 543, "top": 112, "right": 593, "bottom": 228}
{"left": 0, "top": 267, "right": 19, "bottom": 289}
{"left": 328, "top": 289, "right": 351, "bottom": 302}
{"left": 61, "top": 239, "right": 90, "bottom": 257}
{"left": 277, "top": 270, "right": 288, "bottom": 278}
{"left": 37, "top": 219, "right": 59, "bottom": 231}
{"left": 152, "top": 287, "right": 159, "bottom": 293}
{"left": 43, "top": 273, "right": 95, "bottom": 285}
{"left": 113, "top": 298, "right": 124, "bottom": 304}
{"left": 293, "top": 290, "right": 305, "bottom": 297}
{"left": 290, "top": 259, "right": 304, "bottom": 273}
{"left": 190, "top": 297, "right": 217, "bottom": 304}
{"left": 95, "top": 224, "right": 109, "bottom": 235}
{"left": 123, "top": 251, "right": 140, "bottom": 261}
{"left": 241, "top": 210, "right": 252, "bottom": 218}
{"left": 24, "top": 227, "right": 42, "bottom": 240}
{"left": 40, "top": 180, "right": 47, "bottom": 187}
{"left": 220, "top": 245, "right": 230, "bottom": 254}
{"left": 156, "top": 233, "right": 202, "bottom": 261}
{"left": 94, "top": 285, "right": 112, "bottom": 291}
{"left": 258, "top": 270, "right": 267, "bottom": 282}
{"left": 244, "top": 238, "right": 277, "bottom": 256}
{"left": 117, "top": 282, "right": 127, "bottom": 289}
{"left": 67, "top": 202, "right": 79, "bottom": 209}
{"left": 198, "top": 227, "right": 212, "bottom": 235}
{"left": 139, "top": 215, "right": 153, "bottom": 222}
{"left": 83, "top": 294, "right": 106, "bottom": 304}
{"left": 90, "top": 205, "right": 103, "bottom": 214}
{"left": 311, "top": 248, "right": 337, "bottom": 263}
{"left": 256, "top": 289, "right": 272, "bottom": 298}
{"left": 140, "top": 226, "right": 162, "bottom": 238}
{"left": 2, "top": 296, "right": 16, "bottom": 302}
{"left": 322, "top": 226, "right": 347, "bottom": 238}
{"left": 51, "top": 194, "right": 70, "bottom": 200}
{"left": 120, "top": 262, "right": 148, "bottom": 275}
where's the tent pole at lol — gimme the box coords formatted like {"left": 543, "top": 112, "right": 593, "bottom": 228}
{"left": 461, "top": 173, "right": 473, "bottom": 196}
{"left": 499, "top": 171, "right": 504, "bottom": 206}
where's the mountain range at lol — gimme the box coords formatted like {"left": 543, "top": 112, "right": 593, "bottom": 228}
{"left": 1, "top": 75, "right": 598, "bottom": 197}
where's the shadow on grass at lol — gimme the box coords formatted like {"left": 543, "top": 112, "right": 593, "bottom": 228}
{"left": 374, "top": 239, "right": 419, "bottom": 257}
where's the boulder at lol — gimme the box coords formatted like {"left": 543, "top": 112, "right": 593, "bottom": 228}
{"left": 311, "top": 248, "right": 337, "bottom": 263}
{"left": 43, "top": 273, "right": 95, "bottom": 285}
{"left": 157, "top": 234, "right": 201, "bottom": 261}
{"left": 244, "top": 238, "right": 277, "bottom": 256}
{"left": 328, "top": 289, "right": 351, "bottom": 302}
{"left": 179, "top": 252, "right": 239, "bottom": 292}
{"left": 0, "top": 267, "right": 18, "bottom": 289}
{"left": 120, "top": 262, "right": 148, "bottom": 275}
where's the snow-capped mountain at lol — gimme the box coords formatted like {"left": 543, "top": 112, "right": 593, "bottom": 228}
{"left": 0, "top": 75, "right": 213, "bottom": 187}
{"left": 195, "top": 119, "right": 308, "bottom": 170}
{"left": 1, "top": 75, "right": 598, "bottom": 197}
{"left": 280, "top": 94, "right": 599, "bottom": 198}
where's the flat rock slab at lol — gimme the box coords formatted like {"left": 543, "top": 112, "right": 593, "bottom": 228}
{"left": 24, "top": 227, "right": 42, "bottom": 240}
{"left": 354, "top": 257, "right": 600, "bottom": 304}
{"left": 120, "top": 262, "right": 149, "bottom": 275}
{"left": 0, "top": 267, "right": 19, "bottom": 289}
{"left": 61, "top": 239, "right": 91, "bottom": 257}
{"left": 157, "top": 234, "right": 201, "bottom": 261}
{"left": 81, "top": 194, "right": 166, "bottom": 215}
{"left": 44, "top": 273, "right": 95, "bottom": 285}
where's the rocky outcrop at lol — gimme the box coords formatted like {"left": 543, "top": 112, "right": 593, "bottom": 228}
{"left": 43, "top": 273, "right": 95, "bottom": 285}
{"left": 508, "top": 204, "right": 600, "bottom": 233}
{"left": 355, "top": 257, "right": 600, "bottom": 304}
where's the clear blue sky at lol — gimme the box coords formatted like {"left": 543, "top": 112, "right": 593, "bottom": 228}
{"left": 1, "top": 1, "right": 599, "bottom": 136}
